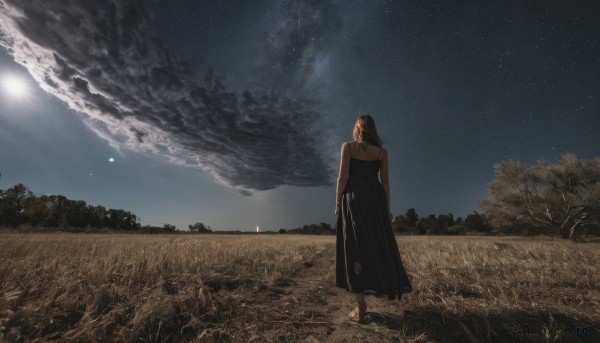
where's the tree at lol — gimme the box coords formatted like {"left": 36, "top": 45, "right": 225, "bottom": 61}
{"left": 463, "top": 212, "right": 487, "bottom": 232}
{"left": 163, "top": 224, "right": 176, "bottom": 232}
{"left": 391, "top": 214, "right": 409, "bottom": 233}
{"left": 416, "top": 214, "right": 440, "bottom": 235}
{"left": 0, "top": 184, "right": 33, "bottom": 226}
{"left": 480, "top": 154, "right": 600, "bottom": 239}
{"left": 105, "top": 209, "right": 137, "bottom": 230}
{"left": 1, "top": 183, "right": 142, "bottom": 231}
{"left": 405, "top": 208, "right": 419, "bottom": 227}
{"left": 287, "top": 222, "right": 335, "bottom": 235}
{"left": 318, "top": 222, "right": 334, "bottom": 234}
{"left": 437, "top": 213, "right": 455, "bottom": 233}
{"left": 189, "top": 222, "right": 211, "bottom": 233}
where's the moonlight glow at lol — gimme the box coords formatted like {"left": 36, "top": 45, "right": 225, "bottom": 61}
{"left": 1, "top": 74, "right": 28, "bottom": 99}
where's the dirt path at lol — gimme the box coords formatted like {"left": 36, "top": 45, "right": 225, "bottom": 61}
{"left": 243, "top": 243, "right": 412, "bottom": 342}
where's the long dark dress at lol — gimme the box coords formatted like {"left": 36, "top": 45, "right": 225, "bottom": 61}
{"left": 335, "top": 145, "right": 412, "bottom": 300}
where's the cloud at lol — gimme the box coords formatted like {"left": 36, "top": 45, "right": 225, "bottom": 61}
{"left": 0, "top": 0, "right": 335, "bottom": 193}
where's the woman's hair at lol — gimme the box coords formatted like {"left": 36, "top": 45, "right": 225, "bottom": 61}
{"left": 352, "top": 114, "right": 383, "bottom": 147}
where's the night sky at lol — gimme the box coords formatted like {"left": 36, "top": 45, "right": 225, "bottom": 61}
{"left": 0, "top": 0, "right": 598, "bottom": 231}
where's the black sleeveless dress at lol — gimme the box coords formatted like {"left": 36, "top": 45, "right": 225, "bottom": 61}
{"left": 335, "top": 144, "right": 412, "bottom": 299}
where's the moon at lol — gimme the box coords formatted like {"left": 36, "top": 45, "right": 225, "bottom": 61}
{"left": 108, "top": 157, "right": 115, "bottom": 162}
{"left": 1, "top": 74, "right": 28, "bottom": 99}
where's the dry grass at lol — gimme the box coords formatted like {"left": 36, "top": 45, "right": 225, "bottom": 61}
{"left": 0, "top": 233, "right": 598, "bottom": 342}
{"left": 397, "top": 236, "right": 600, "bottom": 342}
{"left": 0, "top": 234, "right": 328, "bottom": 342}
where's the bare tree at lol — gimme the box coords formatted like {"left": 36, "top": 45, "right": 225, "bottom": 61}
{"left": 480, "top": 153, "right": 600, "bottom": 239}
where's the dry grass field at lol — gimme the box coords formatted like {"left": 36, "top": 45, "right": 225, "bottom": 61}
{"left": 0, "top": 233, "right": 599, "bottom": 342}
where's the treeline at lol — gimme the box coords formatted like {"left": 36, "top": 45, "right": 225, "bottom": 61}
{"left": 391, "top": 209, "right": 487, "bottom": 235}
{"left": 396, "top": 154, "right": 600, "bottom": 240}
{"left": 282, "top": 211, "right": 487, "bottom": 236}
{"left": 289, "top": 155, "right": 599, "bottom": 240}
{"left": 0, "top": 184, "right": 176, "bottom": 233}
{"left": 2, "top": 154, "right": 598, "bottom": 239}
{"left": 286, "top": 223, "right": 335, "bottom": 235}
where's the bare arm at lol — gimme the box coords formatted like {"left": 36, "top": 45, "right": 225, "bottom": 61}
{"left": 380, "top": 148, "right": 390, "bottom": 212}
{"left": 335, "top": 143, "right": 351, "bottom": 214}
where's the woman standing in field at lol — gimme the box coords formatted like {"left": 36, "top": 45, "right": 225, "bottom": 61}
{"left": 335, "top": 114, "right": 412, "bottom": 322}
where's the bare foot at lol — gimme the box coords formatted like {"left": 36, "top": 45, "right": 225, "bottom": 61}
{"left": 348, "top": 305, "right": 367, "bottom": 323}
{"left": 348, "top": 301, "right": 367, "bottom": 323}
{"left": 356, "top": 294, "right": 367, "bottom": 312}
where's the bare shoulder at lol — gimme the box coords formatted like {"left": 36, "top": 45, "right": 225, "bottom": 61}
{"left": 340, "top": 142, "right": 351, "bottom": 154}
{"left": 380, "top": 147, "right": 389, "bottom": 159}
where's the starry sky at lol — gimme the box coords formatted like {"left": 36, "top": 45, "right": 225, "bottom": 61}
{"left": 0, "top": 0, "right": 598, "bottom": 231}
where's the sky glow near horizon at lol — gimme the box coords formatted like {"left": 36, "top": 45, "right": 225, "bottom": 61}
{"left": 0, "top": 0, "right": 598, "bottom": 231}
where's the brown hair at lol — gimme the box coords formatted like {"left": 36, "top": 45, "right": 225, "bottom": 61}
{"left": 352, "top": 114, "right": 382, "bottom": 147}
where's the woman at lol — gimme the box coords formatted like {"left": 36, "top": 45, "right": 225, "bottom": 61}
{"left": 335, "top": 114, "right": 412, "bottom": 322}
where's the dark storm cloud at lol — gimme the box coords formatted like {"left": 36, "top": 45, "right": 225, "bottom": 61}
{"left": 0, "top": 0, "right": 334, "bottom": 192}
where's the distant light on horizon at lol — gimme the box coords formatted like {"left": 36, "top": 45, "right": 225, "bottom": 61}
{"left": 256, "top": 225, "right": 260, "bottom": 233}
